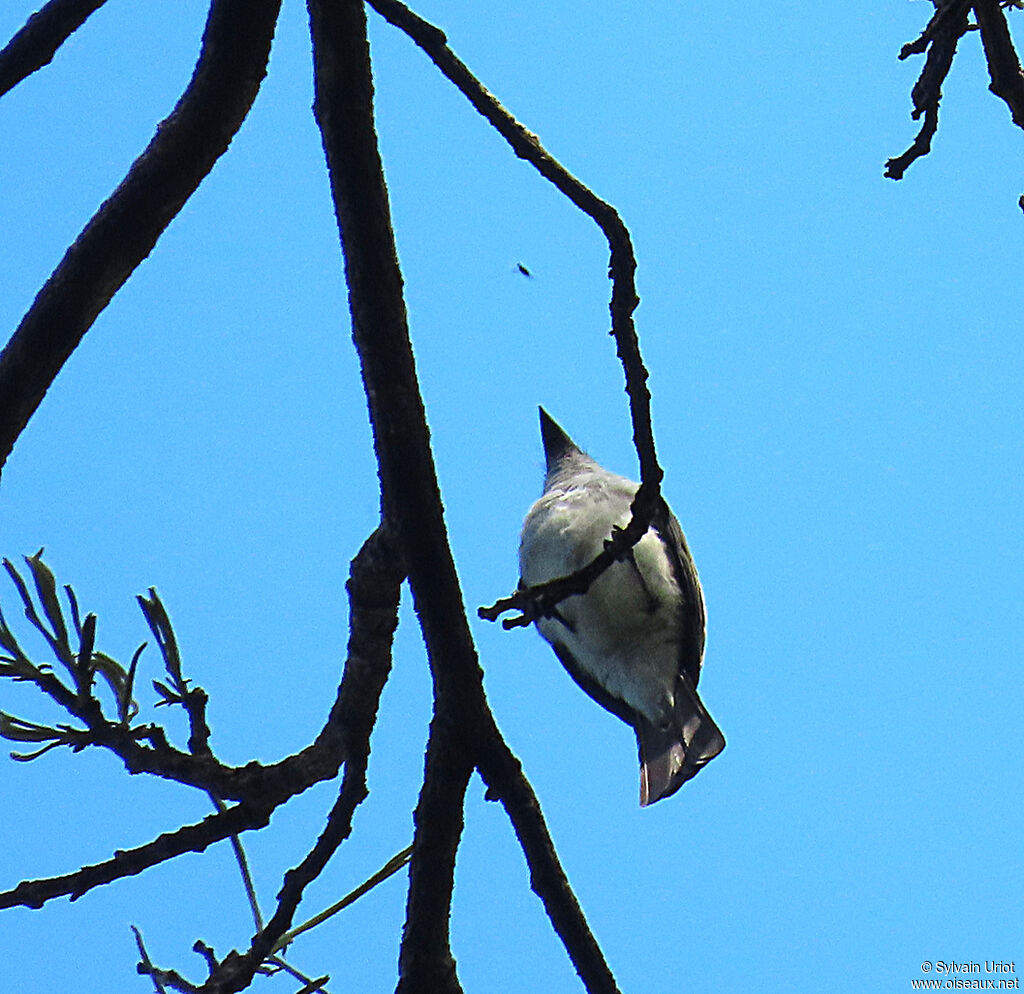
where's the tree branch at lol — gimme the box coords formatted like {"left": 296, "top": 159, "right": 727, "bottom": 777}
{"left": 307, "top": 3, "right": 622, "bottom": 990}
{"left": 367, "top": 0, "right": 664, "bottom": 631}
{"left": 0, "top": 0, "right": 282, "bottom": 479}
{"left": 477, "top": 503, "right": 672, "bottom": 629}
{"left": 306, "top": 1, "right": 476, "bottom": 986}
{"left": 0, "top": 0, "right": 109, "bottom": 98}
{"left": 1, "top": 527, "right": 403, "bottom": 914}
{"left": 0, "top": 799, "right": 273, "bottom": 909}
{"left": 167, "top": 526, "right": 403, "bottom": 994}
{"left": 366, "top": 0, "right": 660, "bottom": 493}
{"left": 476, "top": 744, "right": 621, "bottom": 994}
{"left": 397, "top": 717, "right": 473, "bottom": 994}
{"left": 974, "top": 0, "right": 1024, "bottom": 125}
{"left": 886, "top": 1, "right": 971, "bottom": 179}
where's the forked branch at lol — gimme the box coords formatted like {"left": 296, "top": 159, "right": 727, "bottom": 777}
{"left": 0, "top": 528, "right": 403, "bottom": 926}
{"left": 887, "top": 2, "right": 1024, "bottom": 184}
{"left": 307, "top": 1, "right": 621, "bottom": 990}
{"left": 367, "top": 0, "right": 658, "bottom": 489}
{"left": 363, "top": 0, "right": 662, "bottom": 630}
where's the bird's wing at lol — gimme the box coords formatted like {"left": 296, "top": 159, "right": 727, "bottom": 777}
{"left": 651, "top": 501, "right": 706, "bottom": 688}
{"left": 549, "top": 640, "right": 638, "bottom": 728}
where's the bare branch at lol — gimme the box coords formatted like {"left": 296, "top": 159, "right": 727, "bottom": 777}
{"left": 0, "top": 0, "right": 283, "bottom": 479}
{"left": 366, "top": 0, "right": 661, "bottom": 491}
{"left": 272, "top": 844, "right": 413, "bottom": 953}
{"left": 203, "top": 772, "right": 374, "bottom": 992}
{"left": 306, "top": 4, "right": 622, "bottom": 989}
{"left": 974, "top": 0, "right": 1024, "bottom": 124}
{"left": 884, "top": 102, "right": 942, "bottom": 181}
{"left": 307, "top": 0, "right": 630, "bottom": 986}
{"left": 478, "top": 502, "right": 675, "bottom": 629}
{"left": 886, "top": 1, "right": 971, "bottom": 179}
{"left": 0, "top": 528, "right": 403, "bottom": 915}
{"left": 305, "top": 1, "right": 477, "bottom": 985}
{"left": 467, "top": 726, "right": 622, "bottom": 994}
{"left": 0, "top": 800, "right": 274, "bottom": 909}
{"left": 132, "top": 926, "right": 180, "bottom": 994}
{"left": 364, "top": 0, "right": 665, "bottom": 630}
{"left": 397, "top": 718, "right": 473, "bottom": 994}
{"left": 137, "top": 526, "right": 407, "bottom": 994}
{"left": 0, "top": 0, "right": 109, "bottom": 98}
{"left": 240, "top": 527, "right": 405, "bottom": 951}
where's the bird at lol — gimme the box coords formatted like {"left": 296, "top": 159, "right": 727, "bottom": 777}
{"left": 519, "top": 407, "right": 725, "bottom": 805}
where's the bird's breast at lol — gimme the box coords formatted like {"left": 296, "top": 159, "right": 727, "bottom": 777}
{"left": 520, "top": 483, "right": 683, "bottom": 723}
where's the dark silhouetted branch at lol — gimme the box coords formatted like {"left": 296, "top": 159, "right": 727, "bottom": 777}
{"left": 366, "top": 0, "right": 660, "bottom": 493}
{"left": 975, "top": 0, "right": 1024, "bottom": 124}
{"left": 477, "top": 497, "right": 674, "bottom": 629}
{"left": 1, "top": 528, "right": 403, "bottom": 917}
{"left": 306, "top": 0, "right": 476, "bottom": 987}
{"left": 0, "top": 0, "right": 109, "bottom": 97}
{"left": 887, "top": 2, "right": 1024, "bottom": 181}
{"left": 127, "top": 525, "right": 406, "bottom": 994}
{"left": 307, "top": 3, "right": 622, "bottom": 990}
{"left": 397, "top": 718, "right": 473, "bottom": 994}
{"left": 363, "top": 0, "right": 660, "bottom": 633}
{"left": 474, "top": 742, "right": 621, "bottom": 994}
{"left": 196, "top": 526, "right": 405, "bottom": 992}
{"left": 0, "top": 0, "right": 282, "bottom": 479}
{"left": 0, "top": 800, "right": 273, "bottom": 909}
{"left": 886, "top": 0, "right": 971, "bottom": 179}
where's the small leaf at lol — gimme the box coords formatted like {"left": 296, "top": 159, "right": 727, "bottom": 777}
{"left": 64, "top": 584, "right": 83, "bottom": 640}
{"left": 91, "top": 651, "right": 128, "bottom": 696}
{"left": 11, "top": 741, "right": 65, "bottom": 762}
{"left": 5, "top": 556, "right": 69, "bottom": 670}
{"left": 151, "top": 679, "right": 180, "bottom": 707}
{"left": 0, "top": 711, "right": 62, "bottom": 743}
{"left": 118, "top": 643, "right": 145, "bottom": 724}
{"left": 138, "top": 589, "right": 185, "bottom": 691}
{"left": 25, "top": 552, "right": 70, "bottom": 659}
{"left": 74, "top": 612, "right": 97, "bottom": 697}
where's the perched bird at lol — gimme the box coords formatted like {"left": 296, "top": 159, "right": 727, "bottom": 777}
{"left": 519, "top": 408, "right": 725, "bottom": 805}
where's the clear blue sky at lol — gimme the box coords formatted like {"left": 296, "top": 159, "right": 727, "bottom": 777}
{"left": 1, "top": 1, "right": 1022, "bottom": 991}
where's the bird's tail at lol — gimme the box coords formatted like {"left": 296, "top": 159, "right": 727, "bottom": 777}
{"left": 638, "top": 677, "right": 725, "bottom": 806}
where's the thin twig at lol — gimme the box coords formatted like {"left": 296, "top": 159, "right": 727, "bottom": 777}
{"left": 368, "top": 0, "right": 663, "bottom": 630}
{"left": 0, "top": 530, "right": 403, "bottom": 913}
{"left": 133, "top": 926, "right": 178, "bottom": 994}
{"left": 209, "top": 792, "right": 264, "bottom": 932}
{"left": 368, "top": 0, "right": 658, "bottom": 483}
{"left": 191, "top": 526, "right": 404, "bottom": 993}
{"left": 0, "top": 800, "right": 274, "bottom": 909}
{"left": 272, "top": 844, "right": 413, "bottom": 953}
{"left": 368, "top": 0, "right": 664, "bottom": 630}
{"left": 466, "top": 706, "right": 623, "bottom": 994}
{"left": 199, "top": 766, "right": 374, "bottom": 991}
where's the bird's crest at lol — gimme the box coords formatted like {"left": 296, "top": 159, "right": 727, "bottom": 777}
{"left": 538, "top": 407, "right": 582, "bottom": 474}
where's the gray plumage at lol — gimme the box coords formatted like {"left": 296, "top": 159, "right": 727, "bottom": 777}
{"left": 519, "top": 408, "right": 724, "bottom": 805}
